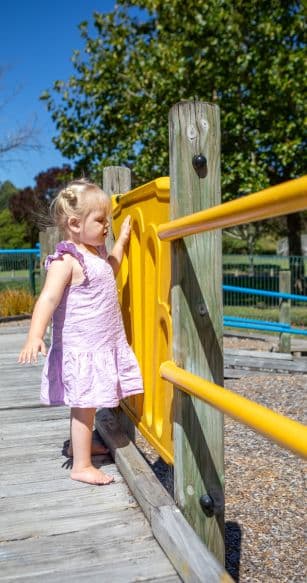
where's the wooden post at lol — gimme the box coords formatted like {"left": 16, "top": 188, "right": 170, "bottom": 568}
{"left": 103, "top": 166, "right": 135, "bottom": 440}
{"left": 28, "top": 254, "right": 36, "bottom": 295}
{"left": 278, "top": 270, "right": 291, "bottom": 353}
{"left": 39, "top": 226, "right": 62, "bottom": 343}
{"left": 103, "top": 166, "right": 131, "bottom": 254}
{"left": 39, "top": 227, "right": 62, "bottom": 286}
{"left": 169, "top": 101, "right": 224, "bottom": 563}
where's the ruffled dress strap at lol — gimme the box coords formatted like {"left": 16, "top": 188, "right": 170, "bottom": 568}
{"left": 97, "top": 244, "right": 108, "bottom": 260}
{"left": 44, "top": 241, "right": 88, "bottom": 278}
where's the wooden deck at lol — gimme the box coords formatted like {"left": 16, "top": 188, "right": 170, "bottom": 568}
{"left": 0, "top": 326, "right": 180, "bottom": 582}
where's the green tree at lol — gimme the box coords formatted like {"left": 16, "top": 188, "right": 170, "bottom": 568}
{"left": 42, "top": 1, "right": 306, "bottom": 257}
{"left": 0, "top": 208, "right": 27, "bottom": 248}
{"left": 42, "top": 1, "right": 305, "bottom": 186}
{"left": 9, "top": 165, "right": 72, "bottom": 246}
{"left": 0, "top": 181, "right": 27, "bottom": 249}
{"left": 0, "top": 180, "right": 18, "bottom": 211}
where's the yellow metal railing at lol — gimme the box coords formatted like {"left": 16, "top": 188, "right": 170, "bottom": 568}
{"left": 113, "top": 175, "right": 307, "bottom": 463}
{"left": 158, "top": 176, "right": 307, "bottom": 241}
{"left": 160, "top": 361, "right": 307, "bottom": 459}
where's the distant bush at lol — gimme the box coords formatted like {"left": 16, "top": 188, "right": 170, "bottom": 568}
{"left": 0, "top": 289, "right": 35, "bottom": 317}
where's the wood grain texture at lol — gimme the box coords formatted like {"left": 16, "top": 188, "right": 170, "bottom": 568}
{"left": 102, "top": 166, "right": 137, "bottom": 443}
{"left": 151, "top": 505, "right": 233, "bottom": 583}
{"left": 95, "top": 408, "right": 233, "bottom": 583}
{"left": 224, "top": 349, "right": 307, "bottom": 373}
{"left": 0, "top": 328, "right": 179, "bottom": 582}
{"left": 169, "top": 101, "right": 224, "bottom": 562}
{"left": 278, "top": 270, "right": 291, "bottom": 353}
{"left": 103, "top": 165, "right": 131, "bottom": 255}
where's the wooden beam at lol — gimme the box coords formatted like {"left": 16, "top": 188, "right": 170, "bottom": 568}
{"left": 95, "top": 409, "right": 233, "bottom": 583}
{"left": 169, "top": 101, "right": 224, "bottom": 562}
{"left": 103, "top": 165, "right": 131, "bottom": 254}
{"left": 102, "top": 166, "right": 135, "bottom": 441}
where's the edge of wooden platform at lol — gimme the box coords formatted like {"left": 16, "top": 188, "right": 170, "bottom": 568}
{"left": 95, "top": 408, "right": 233, "bottom": 583}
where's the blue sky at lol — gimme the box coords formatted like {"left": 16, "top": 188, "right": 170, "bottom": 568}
{"left": 0, "top": 0, "right": 137, "bottom": 189}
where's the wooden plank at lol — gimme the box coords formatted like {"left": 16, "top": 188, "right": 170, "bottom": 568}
{"left": 224, "top": 368, "right": 278, "bottom": 379}
{"left": 0, "top": 528, "right": 178, "bottom": 581}
{"left": 95, "top": 409, "right": 232, "bottom": 583}
{"left": 224, "top": 348, "right": 293, "bottom": 360}
{"left": 169, "top": 101, "right": 224, "bottom": 562}
{"left": 0, "top": 483, "right": 136, "bottom": 513}
{"left": 0, "top": 453, "right": 115, "bottom": 483}
{"left": 103, "top": 165, "right": 136, "bottom": 443}
{"left": 1, "top": 506, "right": 145, "bottom": 542}
{"left": 0, "top": 477, "right": 99, "bottom": 498}
{"left": 0, "top": 406, "right": 69, "bottom": 423}
{"left": 151, "top": 505, "right": 233, "bottom": 583}
{"left": 223, "top": 330, "right": 307, "bottom": 354}
{"left": 103, "top": 165, "right": 131, "bottom": 252}
{"left": 0, "top": 328, "right": 181, "bottom": 582}
{"left": 96, "top": 409, "right": 172, "bottom": 522}
{"left": 0, "top": 415, "right": 69, "bottom": 433}
{"left": 224, "top": 352, "right": 307, "bottom": 373}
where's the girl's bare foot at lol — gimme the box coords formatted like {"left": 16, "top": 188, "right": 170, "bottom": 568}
{"left": 71, "top": 465, "right": 114, "bottom": 485}
{"left": 66, "top": 440, "right": 109, "bottom": 458}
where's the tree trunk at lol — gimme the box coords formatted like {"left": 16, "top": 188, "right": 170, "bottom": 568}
{"left": 286, "top": 213, "right": 305, "bottom": 295}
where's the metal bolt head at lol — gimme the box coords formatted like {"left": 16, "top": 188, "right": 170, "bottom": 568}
{"left": 198, "top": 303, "right": 207, "bottom": 316}
{"left": 199, "top": 494, "right": 215, "bottom": 517}
{"left": 192, "top": 154, "right": 207, "bottom": 178}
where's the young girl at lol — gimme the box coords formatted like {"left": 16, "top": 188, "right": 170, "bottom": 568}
{"left": 19, "top": 179, "right": 143, "bottom": 485}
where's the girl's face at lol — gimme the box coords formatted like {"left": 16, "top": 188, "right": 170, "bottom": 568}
{"left": 79, "top": 205, "right": 110, "bottom": 246}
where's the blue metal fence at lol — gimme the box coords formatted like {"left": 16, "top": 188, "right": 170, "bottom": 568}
{"left": 0, "top": 246, "right": 40, "bottom": 295}
{"left": 223, "top": 285, "right": 307, "bottom": 335}
{"left": 1, "top": 250, "right": 306, "bottom": 335}
{"left": 222, "top": 255, "right": 307, "bottom": 334}
{"left": 223, "top": 255, "right": 307, "bottom": 308}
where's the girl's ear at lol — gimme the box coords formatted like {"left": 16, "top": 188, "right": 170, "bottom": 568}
{"left": 67, "top": 216, "right": 81, "bottom": 233}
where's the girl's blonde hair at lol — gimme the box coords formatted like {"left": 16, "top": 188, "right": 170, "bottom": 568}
{"left": 50, "top": 179, "right": 111, "bottom": 229}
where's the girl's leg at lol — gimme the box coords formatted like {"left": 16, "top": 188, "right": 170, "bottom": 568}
{"left": 70, "top": 407, "right": 114, "bottom": 485}
{"left": 67, "top": 409, "right": 109, "bottom": 457}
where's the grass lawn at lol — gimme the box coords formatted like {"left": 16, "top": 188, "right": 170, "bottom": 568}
{"left": 224, "top": 306, "right": 307, "bottom": 327}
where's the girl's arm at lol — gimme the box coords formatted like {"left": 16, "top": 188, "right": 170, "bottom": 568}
{"left": 108, "top": 215, "right": 131, "bottom": 276}
{"left": 19, "top": 255, "right": 73, "bottom": 364}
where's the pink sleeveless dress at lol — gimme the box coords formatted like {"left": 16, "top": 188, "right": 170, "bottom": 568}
{"left": 40, "top": 241, "right": 143, "bottom": 408}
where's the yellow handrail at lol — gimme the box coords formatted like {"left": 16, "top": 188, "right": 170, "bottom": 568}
{"left": 160, "top": 360, "right": 307, "bottom": 459}
{"left": 158, "top": 176, "right": 307, "bottom": 241}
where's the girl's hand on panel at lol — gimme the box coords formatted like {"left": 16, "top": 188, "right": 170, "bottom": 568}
{"left": 18, "top": 338, "right": 47, "bottom": 365}
{"left": 118, "top": 215, "right": 131, "bottom": 247}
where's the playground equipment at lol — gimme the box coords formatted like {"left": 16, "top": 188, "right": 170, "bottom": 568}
{"left": 39, "top": 101, "right": 306, "bottom": 576}
{"left": 108, "top": 101, "right": 307, "bottom": 568}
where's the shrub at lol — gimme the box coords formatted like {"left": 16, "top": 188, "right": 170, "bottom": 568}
{"left": 0, "top": 289, "right": 35, "bottom": 317}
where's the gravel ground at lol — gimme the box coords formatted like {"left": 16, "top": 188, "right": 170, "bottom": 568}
{"left": 134, "top": 338, "right": 306, "bottom": 583}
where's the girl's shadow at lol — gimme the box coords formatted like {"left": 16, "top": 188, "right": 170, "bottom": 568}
{"left": 61, "top": 431, "right": 110, "bottom": 470}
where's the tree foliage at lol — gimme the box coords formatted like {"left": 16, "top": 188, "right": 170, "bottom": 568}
{"left": 42, "top": 0, "right": 306, "bottom": 197}
{"left": 0, "top": 209, "right": 27, "bottom": 249}
{"left": 0, "top": 181, "right": 28, "bottom": 249}
{"left": 0, "top": 180, "right": 18, "bottom": 212}
{"left": 9, "top": 165, "right": 72, "bottom": 246}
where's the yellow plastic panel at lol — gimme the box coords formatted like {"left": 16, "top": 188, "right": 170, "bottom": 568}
{"left": 112, "top": 178, "right": 173, "bottom": 463}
